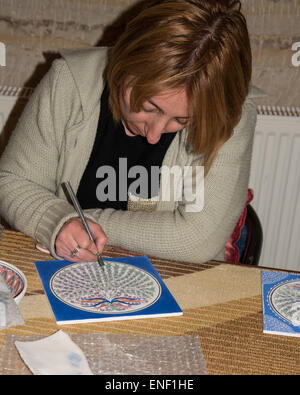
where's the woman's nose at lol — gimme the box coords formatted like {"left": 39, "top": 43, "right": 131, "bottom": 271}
{"left": 146, "top": 118, "right": 166, "bottom": 144}
{"left": 146, "top": 130, "right": 162, "bottom": 144}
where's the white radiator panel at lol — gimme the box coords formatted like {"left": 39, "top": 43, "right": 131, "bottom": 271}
{"left": 249, "top": 113, "right": 300, "bottom": 271}
{"left": 0, "top": 87, "right": 300, "bottom": 271}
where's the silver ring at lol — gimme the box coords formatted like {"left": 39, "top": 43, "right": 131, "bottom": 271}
{"left": 71, "top": 245, "right": 80, "bottom": 257}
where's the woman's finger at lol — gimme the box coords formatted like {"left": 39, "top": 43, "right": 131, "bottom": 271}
{"left": 55, "top": 217, "right": 108, "bottom": 262}
{"left": 86, "top": 220, "right": 108, "bottom": 253}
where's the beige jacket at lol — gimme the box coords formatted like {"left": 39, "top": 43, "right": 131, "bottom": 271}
{"left": 0, "top": 47, "right": 257, "bottom": 263}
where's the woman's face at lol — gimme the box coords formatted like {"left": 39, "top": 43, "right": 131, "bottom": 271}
{"left": 119, "top": 86, "right": 190, "bottom": 144}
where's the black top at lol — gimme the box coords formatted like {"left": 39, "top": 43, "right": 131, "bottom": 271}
{"left": 77, "top": 86, "right": 177, "bottom": 210}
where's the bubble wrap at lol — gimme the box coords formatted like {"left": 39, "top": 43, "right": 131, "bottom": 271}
{"left": 0, "top": 274, "right": 24, "bottom": 331}
{"left": 0, "top": 332, "right": 206, "bottom": 375}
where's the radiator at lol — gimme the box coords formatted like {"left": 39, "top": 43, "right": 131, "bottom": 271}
{"left": 249, "top": 106, "right": 300, "bottom": 271}
{"left": 0, "top": 87, "right": 300, "bottom": 271}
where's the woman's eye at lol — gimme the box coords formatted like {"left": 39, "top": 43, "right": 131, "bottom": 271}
{"left": 142, "top": 106, "right": 156, "bottom": 113}
{"left": 176, "top": 119, "right": 189, "bottom": 126}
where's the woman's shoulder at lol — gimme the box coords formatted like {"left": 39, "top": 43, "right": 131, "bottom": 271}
{"left": 240, "top": 83, "right": 265, "bottom": 131}
{"left": 59, "top": 46, "right": 108, "bottom": 72}
{"left": 238, "top": 92, "right": 258, "bottom": 136}
{"left": 57, "top": 46, "right": 108, "bottom": 119}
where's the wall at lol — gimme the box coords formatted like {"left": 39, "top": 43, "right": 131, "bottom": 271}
{"left": 0, "top": 0, "right": 299, "bottom": 267}
{"left": 0, "top": 0, "right": 299, "bottom": 107}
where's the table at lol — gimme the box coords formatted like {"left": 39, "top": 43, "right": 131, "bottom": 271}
{"left": 0, "top": 229, "right": 299, "bottom": 375}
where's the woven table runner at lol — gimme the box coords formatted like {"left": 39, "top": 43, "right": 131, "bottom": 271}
{"left": 0, "top": 230, "right": 299, "bottom": 375}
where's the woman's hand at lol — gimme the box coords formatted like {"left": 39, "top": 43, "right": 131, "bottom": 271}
{"left": 55, "top": 218, "right": 108, "bottom": 262}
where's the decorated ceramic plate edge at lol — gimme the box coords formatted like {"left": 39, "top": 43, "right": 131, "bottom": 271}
{"left": 0, "top": 259, "right": 27, "bottom": 304}
{"left": 267, "top": 279, "right": 300, "bottom": 325}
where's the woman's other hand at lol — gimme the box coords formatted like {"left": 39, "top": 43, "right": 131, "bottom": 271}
{"left": 55, "top": 218, "right": 108, "bottom": 262}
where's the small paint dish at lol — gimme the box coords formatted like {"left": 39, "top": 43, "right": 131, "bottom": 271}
{"left": 0, "top": 260, "right": 27, "bottom": 304}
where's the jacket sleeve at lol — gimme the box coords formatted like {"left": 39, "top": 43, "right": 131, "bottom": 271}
{"left": 0, "top": 59, "right": 80, "bottom": 241}
{"left": 70, "top": 98, "right": 257, "bottom": 264}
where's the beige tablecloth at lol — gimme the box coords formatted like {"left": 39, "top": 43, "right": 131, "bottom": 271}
{"left": 0, "top": 230, "right": 299, "bottom": 375}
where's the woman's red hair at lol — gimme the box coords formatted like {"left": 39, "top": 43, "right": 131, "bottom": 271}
{"left": 106, "top": 0, "right": 252, "bottom": 173}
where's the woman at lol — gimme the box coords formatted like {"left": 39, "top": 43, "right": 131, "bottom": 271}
{"left": 0, "top": 0, "right": 257, "bottom": 264}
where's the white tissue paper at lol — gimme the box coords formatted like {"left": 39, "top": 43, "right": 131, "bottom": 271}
{"left": 15, "top": 330, "right": 93, "bottom": 375}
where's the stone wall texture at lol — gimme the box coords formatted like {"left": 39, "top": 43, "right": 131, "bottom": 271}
{"left": 0, "top": 0, "right": 299, "bottom": 107}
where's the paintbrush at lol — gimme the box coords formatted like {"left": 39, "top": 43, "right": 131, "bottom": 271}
{"left": 64, "top": 181, "right": 105, "bottom": 268}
